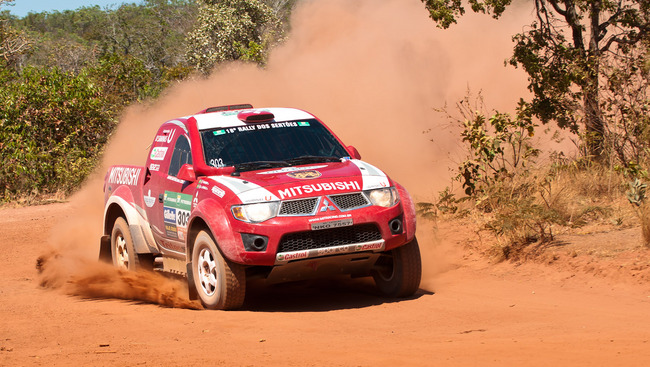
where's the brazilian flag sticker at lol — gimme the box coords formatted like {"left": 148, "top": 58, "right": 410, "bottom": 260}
{"left": 214, "top": 129, "right": 226, "bottom": 136}
{"left": 298, "top": 121, "right": 310, "bottom": 127}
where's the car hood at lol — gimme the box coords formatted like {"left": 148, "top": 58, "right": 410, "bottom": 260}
{"left": 204, "top": 159, "right": 391, "bottom": 203}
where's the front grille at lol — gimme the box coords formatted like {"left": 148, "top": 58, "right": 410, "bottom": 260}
{"left": 279, "top": 198, "right": 318, "bottom": 215}
{"left": 329, "top": 193, "right": 369, "bottom": 210}
{"left": 278, "top": 223, "right": 382, "bottom": 253}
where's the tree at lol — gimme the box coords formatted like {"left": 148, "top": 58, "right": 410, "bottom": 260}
{"left": 0, "top": 0, "right": 31, "bottom": 69}
{"left": 422, "top": 0, "right": 650, "bottom": 161}
{"left": 185, "top": 0, "right": 284, "bottom": 73}
{"left": 102, "top": 1, "right": 198, "bottom": 72}
{"left": 13, "top": 1, "right": 197, "bottom": 79}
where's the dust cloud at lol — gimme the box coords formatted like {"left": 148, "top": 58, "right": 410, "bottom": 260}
{"left": 37, "top": 0, "right": 531, "bottom": 305}
{"left": 37, "top": 250, "right": 201, "bottom": 309}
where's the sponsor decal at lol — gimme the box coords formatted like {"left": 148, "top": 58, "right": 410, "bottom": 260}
{"left": 160, "top": 239, "right": 184, "bottom": 253}
{"left": 108, "top": 166, "right": 141, "bottom": 186}
{"left": 317, "top": 245, "right": 354, "bottom": 256}
{"left": 164, "top": 191, "right": 192, "bottom": 210}
{"left": 275, "top": 240, "right": 384, "bottom": 264}
{"left": 214, "top": 121, "right": 305, "bottom": 136}
{"left": 163, "top": 191, "right": 192, "bottom": 240}
{"left": 164, "top": 223, "right": 178, "bottom": 238}
{"left": 287, "top": 170, "right": 322, "bottom": 180}
{"left": 164, "top": 207, "right": 176, "bottom": 223}
{"left": 258, "top": 165, "right": 327, "bottom": 175}
{"left": 362, "top": 178, "right": 391, "bottom": 190}
{"left": 150, "top": 147, "right": 168, "bottom": 161}
{"left": 276, "top": 251, "right": 309, "bottom": 262}
{"left": 212, "top": 186, "right": 225, "bottom": 198}
{"left": 167, "top": 175, "right": 186, "bottom": 184}
{"left": 144, "top": 189, "right": 156, "bottom": 208}
{"left": 277, "top": 181, "right": 361, "bottom": 200}
{"left": 211, "top": 176, "right": 280, "bottom": 203}
{"left": 355, "top": 242, "right": 383, "bottom": 251}
{"left": 270, "top": 121, "right": 298, "bottom": 128}
{"left": 149, "top": 163, "right": 160, "bottom": 172}
{"left": 308, "top": 213, "right": 352, "bottom": 223}
{"left": 154, "top": 129, "right": 175, "bottom": 144}
{"left": 196, "top": 180, "right": 210, "bottom": 190}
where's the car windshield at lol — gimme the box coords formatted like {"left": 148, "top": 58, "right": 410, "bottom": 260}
{"left": 200, "top": 119, "right": 350, "bottom": 170}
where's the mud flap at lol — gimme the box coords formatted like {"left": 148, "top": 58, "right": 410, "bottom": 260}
{"left": 98, "top": 235, "right": 112, "bottom": 263}
{"left": 186, "top": 262, "right": 198, "bottom": 301}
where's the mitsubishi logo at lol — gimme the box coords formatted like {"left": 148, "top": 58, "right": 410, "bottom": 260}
{"left": 320, "top": 198, "right": 336, "bottom": 212}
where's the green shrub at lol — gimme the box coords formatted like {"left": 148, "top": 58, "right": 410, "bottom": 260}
{"left": 0, "top": 65, "right": 114, "bottom": 200}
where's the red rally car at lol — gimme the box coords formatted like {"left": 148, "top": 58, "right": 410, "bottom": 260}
{"left": 100, "top": 104, "right": 422, "bottom": 309}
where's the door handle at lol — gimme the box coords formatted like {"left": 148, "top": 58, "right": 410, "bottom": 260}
{"left": 159, "top": 193, "right": 164, "bottom": 203}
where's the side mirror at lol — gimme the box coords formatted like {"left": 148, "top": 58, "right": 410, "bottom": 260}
{"left": 177, "top": 164, "right": 197, "bottom": 182}
{"left": 347, "top": 145, "right": 361, "bottom": 160}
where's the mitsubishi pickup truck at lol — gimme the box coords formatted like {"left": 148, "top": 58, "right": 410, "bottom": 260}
{"left": 100, "top": 104, "right": 422, "bottom": 309}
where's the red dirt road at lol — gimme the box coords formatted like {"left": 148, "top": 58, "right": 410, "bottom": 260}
{"left": 1, "top": 202, "right": 649, "bottom": 366}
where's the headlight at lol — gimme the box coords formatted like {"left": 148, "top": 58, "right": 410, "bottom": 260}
{"left": 366, "top": 187, "right": 400, "bottom": 208}
{"left": 231, "top": 202, "right": 280, "bottom": 223}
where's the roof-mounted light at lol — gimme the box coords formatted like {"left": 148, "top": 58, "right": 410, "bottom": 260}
{"left": 237, "top": 110, "right": 275, "bottom": 123}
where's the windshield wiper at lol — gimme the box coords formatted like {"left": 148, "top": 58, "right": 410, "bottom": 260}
{"left": 286, "top": 155, "right": 341, "bottom": 166}
{"left": 234, "top": 160, "right": 290, "bottom": 173}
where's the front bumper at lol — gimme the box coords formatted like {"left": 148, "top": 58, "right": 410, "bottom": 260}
{"left": 226, "top": 203, "right": 407, "bottom": 266}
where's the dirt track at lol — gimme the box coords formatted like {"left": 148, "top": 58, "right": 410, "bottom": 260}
{"left": 1, "top": 202, "right": 649, "bottom": 366}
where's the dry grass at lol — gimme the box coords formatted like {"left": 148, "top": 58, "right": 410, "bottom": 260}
{"left": 434, "top": 163, "right": 646, "bottom": 261}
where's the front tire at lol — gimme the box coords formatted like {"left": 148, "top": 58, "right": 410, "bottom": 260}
{"left": 191, "top": 231, "right": 246, "bottom": 310}
{"left": 372, "top": 237, "right": 422, "bottom": 298}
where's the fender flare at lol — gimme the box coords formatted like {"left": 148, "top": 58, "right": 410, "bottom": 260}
{"left": 186, "top": 198, "right": 243, "bottom": 263}
{"left": 395, "top": 182, "right": 417, "bottom": 242}
{"left": 104, "top": 186, "right": 158, "bottom": 254}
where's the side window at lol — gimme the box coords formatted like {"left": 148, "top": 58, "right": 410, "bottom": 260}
{"left": 168, "top": 135, "right": 193, "bottom": 177}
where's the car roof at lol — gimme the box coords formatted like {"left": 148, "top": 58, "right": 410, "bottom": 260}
{"left": 191, "top": 107, "right": 316, "bottom": 130}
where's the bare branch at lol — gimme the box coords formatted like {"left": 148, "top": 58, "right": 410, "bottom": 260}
{"left": 546, "top": 0, "right": 567, "bottom": 17}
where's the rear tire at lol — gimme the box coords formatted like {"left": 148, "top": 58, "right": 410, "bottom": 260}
{"left": 372, "top": 237, "right": 422, "bottom": 298}
{"left": 191, "top": 231, "right": 246, "bottom": 310}
{"left": 111, "top": 217, "right": 140, "bottom": 271}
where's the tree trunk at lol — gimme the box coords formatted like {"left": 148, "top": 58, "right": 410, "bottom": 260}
{"left": 583, "top": 75, "right": 605, "bottom": 159}
{"left": 584, "top": 0, "right": 605, "bottom": 160}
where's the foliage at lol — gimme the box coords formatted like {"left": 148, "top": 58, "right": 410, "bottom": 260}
{"left": 0, "top": 0, "right": 31, "bottom": 69}
{"left": 446, "top": 92, "right": 539, "bottom": 201}
{"left": 88, "top": 53, "right": 158, "bottom": 109}
{"left": 422, "top": 0, "right": 650, "bottom": 161}
{"left": 420, "top": 0, "right": 510, "bottom": 29}
{"left": 626, "top": 178, "right": 650, "bottom": 247}
{"left": 0, "top": 0, "right": 297, "bottom": 202}
{"left": 420, "top": 94, "right": 627, "bottom": 254}
{"left": 416, "top": 186, "right": 459, "bottom": 220}
{"left": 0, "top": 65, "right": 114, "bottom": 199}
{"left": 13, "top": 1, "right": 198, "bottom": 76}
{"left": 627, "top": 178, "right": 647, "bottom": 207}
{"left": 185, "top": 0, "right": 284, "bottom": 72}
{"left": 601, "top": 46, "right": 650, "bottom": 169}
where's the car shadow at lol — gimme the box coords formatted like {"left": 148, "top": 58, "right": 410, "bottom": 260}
{"left": 241, "top": 276, "right": 434, "bottom": 312}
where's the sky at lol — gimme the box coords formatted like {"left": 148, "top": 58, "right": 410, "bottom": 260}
{"left": 1, "top": 0, "right": 133, "bottom": 17}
